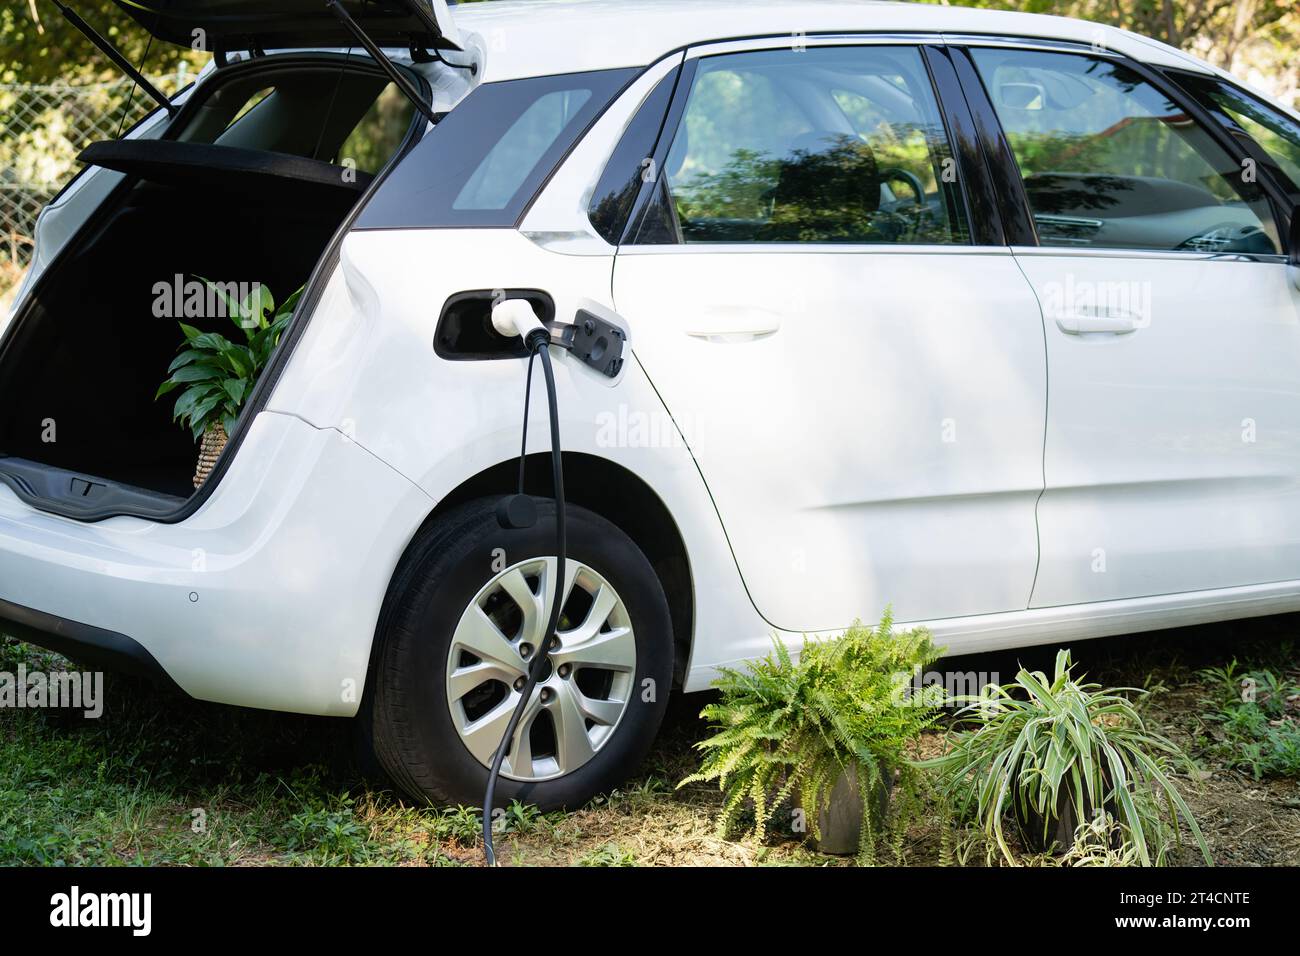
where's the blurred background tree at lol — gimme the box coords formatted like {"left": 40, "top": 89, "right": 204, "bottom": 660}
{"left": 918, "top": 0, "right": 1298, "bottom": 105}
{"left": 1, "top": 1, "right": 208, "bottom": 85}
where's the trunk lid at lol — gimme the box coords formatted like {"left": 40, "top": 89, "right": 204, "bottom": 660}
{"left": 112, "top": 0, "right": 462, "bottom": 53}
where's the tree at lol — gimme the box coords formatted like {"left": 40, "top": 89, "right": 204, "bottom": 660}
{"left": 1, "top": 1, "right": 205, "bottom": 86}
{"left": 921, "top": 0, "right": 1298, "bottom": 103}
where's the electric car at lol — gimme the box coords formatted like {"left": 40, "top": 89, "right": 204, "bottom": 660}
{"left": 3, "top": 0, "right": 1300, "bottom": 810}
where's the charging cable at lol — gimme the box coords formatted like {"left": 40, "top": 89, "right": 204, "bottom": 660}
{"left": 481, "top": 299, "right": 566, "bottom": 866}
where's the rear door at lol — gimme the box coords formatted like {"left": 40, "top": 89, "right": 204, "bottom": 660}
{"left": 958, "top": 42, "right": 1300, "bottom": 607}
{"left": 610, "top": 38, "right": 1048, "bottom": 633}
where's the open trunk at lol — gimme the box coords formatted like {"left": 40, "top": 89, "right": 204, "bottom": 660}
{"left": 0, "top": 52, "right": 426, "bottom": 516}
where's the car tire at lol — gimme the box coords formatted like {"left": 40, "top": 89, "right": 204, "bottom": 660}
{"left": 366, "top": 496, "right": 674, "bottom": 811}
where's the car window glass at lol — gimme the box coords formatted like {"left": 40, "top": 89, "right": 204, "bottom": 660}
{"left": 658, "top": 46, "right": 969, "bottom": 244}
{"left": 356, "top": 68, "right": 636, "bottom": 230}
{"left": 1189, "top": 80, "right": 1300, "bottom": 193}
{"left": 971, "top": 48, "right": 1279, "bottom": 254}
{"left": 455, "top": 88, "right": 593, "bottom": 211}
{"left": 337, "top": 83, "right": 417, "bottom": 175}
{"left": 226, "top": 88, "right": 273, "bottom": 128}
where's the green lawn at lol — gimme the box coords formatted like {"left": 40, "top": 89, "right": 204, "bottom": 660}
{"left": 1, "top": 617, "right": 1297, "bottom": 866}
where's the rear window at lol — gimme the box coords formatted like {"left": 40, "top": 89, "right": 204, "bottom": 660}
{"left": 356, "top": 68, "right": 637, "bottom": 229}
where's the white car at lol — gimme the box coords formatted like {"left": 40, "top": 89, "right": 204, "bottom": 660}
{"left": 2, "top": 0, "right": 1299, "bottom": 810}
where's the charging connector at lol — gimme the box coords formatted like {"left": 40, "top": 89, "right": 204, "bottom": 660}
{"left": 491, "top": 298, "right": 551, "bottom": 352}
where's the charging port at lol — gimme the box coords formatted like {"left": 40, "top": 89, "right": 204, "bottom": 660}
{"left": 435, "top": 289, "right": 556, "bottom": 360}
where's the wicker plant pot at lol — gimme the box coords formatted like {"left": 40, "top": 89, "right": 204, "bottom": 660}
{"left": 193, "top": 422, "right": 228, "bottom": 489}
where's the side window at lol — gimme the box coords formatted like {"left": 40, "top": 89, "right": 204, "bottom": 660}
{"left": 357, "top": 69, "right": 637, "bottom": 230}
{"left": 1181, "top": 77, "right": 1300, "bottom": 195}
{"left": 588, "top": 68, "right": 680, "bottom": 244}
{"left": 970, "top": 48, "right": 1279, "bottom": 254}
{"left": 337, "top": 84, "right": 418, "bottom": 175}
{"left": 455, "top": 88, "right": 593, "bottom": 211}
{"left": 653, "top": 46, "right": 969, "bottom": 245}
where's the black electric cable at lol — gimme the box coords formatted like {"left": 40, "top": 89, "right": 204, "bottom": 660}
{"left": 482, "top": 337, "right": 565, "bottom": 866}
{"left": 516, "top": 349, "right": 538, "bottom": 495}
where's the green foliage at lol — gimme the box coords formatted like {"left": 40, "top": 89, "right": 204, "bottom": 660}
{"left": 1060, "top": 811, "right": 1142, "bottom": 867}
{"left": 1198, "top": 662, "right": 1300, "bottom": 779}
{"left": 433, "top": 805, "right": 484, "bottom": 847}
{"left": 495, "top": 799, "right": 543, "bottom": 836}
{"left": 155, "top": 280, "right": 302, "bottom": 441}
{"left": 577, "top": 843, "right": 638, "bottom": 867}
{"left": 681, "top": 610, "right": 942, "bottom": 863}
{"left": 1, "top": 3, "right": 207, "bottom": 86}
{"left": 922, "top": 649, "right": 1211, "bottom": 866}
{"left": 284, "top": 796, "right": 369, "bottom": 864}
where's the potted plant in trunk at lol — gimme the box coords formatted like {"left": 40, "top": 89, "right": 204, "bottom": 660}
{"left": 681, "top": 610, "right": 941, "bottom": 864}
{"left": 922, "top": 649, "right": 1212, "bottom": 866}
{"left": 156, "top": 280, "right": 302, "bottom": 488}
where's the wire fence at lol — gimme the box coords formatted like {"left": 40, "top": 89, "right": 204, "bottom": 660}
{"left": 0, "top": 67, "right": 197, "bottom": 302}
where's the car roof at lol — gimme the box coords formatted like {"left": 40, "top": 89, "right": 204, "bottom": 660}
{"left": 454, "top": 0, "right": 1212, "bottom": 82}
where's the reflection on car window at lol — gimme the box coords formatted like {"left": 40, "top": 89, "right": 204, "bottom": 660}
{"left": 659, "top": 46, "right": 969, "bottom": 244}
{"left": 971, "top": 49, "right": 1279, "bottom": 254}
{"left": 455, "top": 88, "right": 593, "bottom": 211}
{"left": 337, "top": 84, "right": 417, "bottom": 175}
{"left": 1186, "top": 79, "right": 1300, "bottom": 194}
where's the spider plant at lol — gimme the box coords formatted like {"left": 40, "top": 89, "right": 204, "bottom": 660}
{"left": 921, "top": 649, "right": 1211, "bottom": 866}
{"left": 156, "top": 279, "right": 303, "bottom": 441}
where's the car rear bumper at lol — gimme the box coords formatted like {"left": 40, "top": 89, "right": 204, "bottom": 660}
{"left": 0, "top": 411, "right": 432, "bottom": 716}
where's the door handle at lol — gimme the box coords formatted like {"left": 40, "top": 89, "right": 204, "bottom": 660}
{"left": 685, "top": 306, "right": 781, "bottom": 343}
{"left": 1054, "top": 313, "right": 1141, "bottom": 335}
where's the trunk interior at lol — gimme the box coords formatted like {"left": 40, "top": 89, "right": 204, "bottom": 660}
{"left": 0, "top": 55, "right": 419, "bottom": 511}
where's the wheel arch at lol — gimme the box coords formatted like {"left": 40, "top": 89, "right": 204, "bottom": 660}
{"left": 371, "top": 452, "right": 695, "bottom": 692}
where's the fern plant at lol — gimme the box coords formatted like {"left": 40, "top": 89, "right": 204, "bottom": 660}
{"left": 156, "top": 279, "right": 303, "bottom": 440}
{"left": 921, "top": 649, "right": 1211, "bottom": 866}
{"left": 681, "top": 610, "right": 941, "bottom": 863}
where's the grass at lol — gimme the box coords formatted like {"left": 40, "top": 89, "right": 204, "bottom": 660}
{"left": 1, "top": 614, "right": 1298, "bottom": 866}
{"left": 1196, "top": 662, "right": 1300, "bottom": 779}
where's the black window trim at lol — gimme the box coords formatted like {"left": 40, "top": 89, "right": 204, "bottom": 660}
{"left": 584, "top": 60, "right": 686, "bottom": 245}
{"left": 948, "top": 38, "right": 1293, "bottom": 259}
{"left": 944, "top": 45, "right": 1039, "bottom": 246}
{"left": 620, "top": 57, "right": 698, "bottom": 245}
{"left": 921, "top": 44, "right": 1006, "bottom": 246}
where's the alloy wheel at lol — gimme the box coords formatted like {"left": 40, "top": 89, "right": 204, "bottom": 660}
{"left": 445, "top": 557, "right": 637, "bottom": 781}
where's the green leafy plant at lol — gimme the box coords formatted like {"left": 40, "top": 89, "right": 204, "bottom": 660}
{"left": 681, "top": 610, "right": 941, "bottom": 863}
{"left": 155, "top": 279, "right": 303, "bottom": 440}
{"left": 433, "top": 805, "right": 483, "bottom": 847}
{"left": 1059, "top": 811, "right": 1142, "bottom": 867}
{"left": 922, "top": 650, "right": 1211, "bottom": 866}
{"left": 1198, "top": 662, "right": 1300, "bottom": 779}
{"left": 577, "top": 843, "right": 638, "bottom": 867}
{"left": 495, "top": 799, "right": 543, "bottom": 835}
{"left": 283, "top": 796, "right": 370, "bottom": 864}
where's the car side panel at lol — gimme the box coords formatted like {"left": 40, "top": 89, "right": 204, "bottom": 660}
{"left": 265, "top": 229, "right": 769, "bottom": 686}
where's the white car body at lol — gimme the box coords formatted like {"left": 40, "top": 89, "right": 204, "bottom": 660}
{"left": 3, "top": 0, "right": 1300, "bottom": 725}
